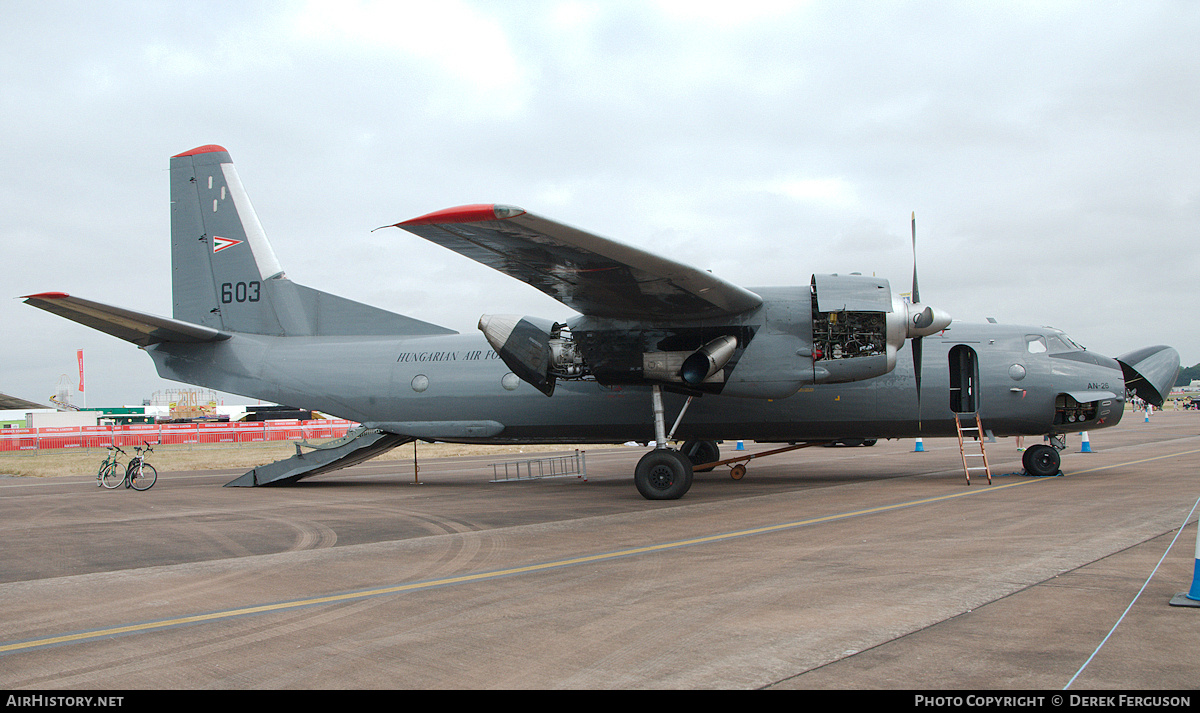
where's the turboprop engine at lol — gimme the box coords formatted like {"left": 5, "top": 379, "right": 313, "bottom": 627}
{"left": 477, "top": 314, "right": 583, "bottom": 396}
{"left": 808, "top": 274, "right": 951, "bottom": 384}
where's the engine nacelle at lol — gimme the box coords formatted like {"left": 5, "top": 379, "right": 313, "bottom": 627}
{"left": 809, "top": 274, "right": 893, "bottom": 383}
{"left": 478, "top": 314, "right": 584, "bottom": 396}
{"left": 810, "top": 274, "right": 950, "bottom": 384}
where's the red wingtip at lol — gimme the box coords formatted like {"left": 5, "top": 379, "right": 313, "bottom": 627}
{"left": 172, "top": 145, "right": 229, "bottom": 158}
{"left": 23, "top": 292, "right": 70, "bottom": 299}
{"left": 397, "top": 204, "right": 525, "bottom": 226}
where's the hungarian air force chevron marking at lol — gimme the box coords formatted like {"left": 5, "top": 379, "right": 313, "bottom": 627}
{"left": 212, "top": 236, "right": 243, "bottom": 253}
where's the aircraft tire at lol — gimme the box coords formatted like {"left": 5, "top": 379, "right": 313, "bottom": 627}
{"left": 1022, "top": 444, "right": 1060, "bottom": 477}
{"left": 861, "top": 439, "right": 878, "bottom": 447}
{"left": 680, "top": 439, "right": 720, "bottom": 472}
{"left": 635, "top": 449, "right": 694, "bottom": 500}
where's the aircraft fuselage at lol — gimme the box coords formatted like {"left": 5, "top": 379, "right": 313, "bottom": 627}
{"left": 146, "top": 319, "right": 1126, "bottom": 444}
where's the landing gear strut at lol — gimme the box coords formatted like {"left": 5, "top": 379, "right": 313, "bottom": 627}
{"left": 634, "top": 386, "right": 695, "bottom": 500}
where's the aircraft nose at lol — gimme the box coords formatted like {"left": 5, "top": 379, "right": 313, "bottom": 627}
{"left": 1117, "top": 345, "right": 1180, "bottom": 408}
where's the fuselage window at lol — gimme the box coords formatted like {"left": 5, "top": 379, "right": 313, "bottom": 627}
{"left": 1026, "top": 335, "right": 1047, "bottom": 354}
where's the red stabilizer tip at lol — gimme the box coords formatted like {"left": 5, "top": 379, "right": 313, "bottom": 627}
{"left": 172, "top": 145, "right": 229, "bottom": 158}
{"left": 23, "top": 292, "right": 69, "bottom": 299}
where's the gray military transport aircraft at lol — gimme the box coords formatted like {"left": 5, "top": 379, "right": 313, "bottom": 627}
{"left": 24, "top": 145, "right": 1180, "bottom": 499}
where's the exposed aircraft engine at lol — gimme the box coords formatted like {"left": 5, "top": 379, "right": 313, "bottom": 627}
{"left": 478, "top": 314, "right": 587, "bottom": 396}
{"left": 809, "top": 274, "right": 950, "bottom": 384}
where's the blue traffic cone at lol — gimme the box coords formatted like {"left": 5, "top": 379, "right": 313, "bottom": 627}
{"left": 735, "top": 440, "right": 744, "bottom": 451}
{"left": 914, "top": 438, "right": 924, "bottom": 452}
{"left": 1169, "top": 523, "right": 1200, "bottom": 607}
{"left": 1080, "top": 432, "right": 1092, "bottom": 453}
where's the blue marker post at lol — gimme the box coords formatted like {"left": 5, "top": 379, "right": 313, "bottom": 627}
{"left": 1169, "top": 521, "right": 1200, "bottom": 607}
{"left": 914, "top": 438, "right": 924, "bottom": 452}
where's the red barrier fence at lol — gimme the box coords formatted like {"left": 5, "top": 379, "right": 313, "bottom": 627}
{"left": 0, "top": 420, "right": 356, "bottom": 451}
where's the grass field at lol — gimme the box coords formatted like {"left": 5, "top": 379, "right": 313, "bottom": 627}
{"left": 0, "top": 440, "right": 615, "bottom": 479}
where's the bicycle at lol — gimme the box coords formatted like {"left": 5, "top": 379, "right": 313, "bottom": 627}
{"left": 97, "top": 445, "right": 128, "bottom": 489}
{"left": 121, "top": 442, "right": 158, "bottom": 491}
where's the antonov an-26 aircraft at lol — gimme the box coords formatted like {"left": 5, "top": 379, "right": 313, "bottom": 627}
{"left": 24, "top": 146, "right": 1180, "bottom": 499}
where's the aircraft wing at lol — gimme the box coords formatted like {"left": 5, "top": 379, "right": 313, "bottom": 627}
{"left": 22, "top": 293, "right": 230, "bottom": 347}
{"left": 0, "top": 392, "right": 52, "bottom": 410}
{"left": 392, "top": 205, "right": 763, "bottom": 320}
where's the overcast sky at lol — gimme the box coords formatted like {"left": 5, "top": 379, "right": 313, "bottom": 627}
{"left": 3, "top": 0, "right": 1198, "bottom": 407}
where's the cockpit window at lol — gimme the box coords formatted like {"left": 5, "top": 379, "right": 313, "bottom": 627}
{"left": 1046, "top": 335, "right": 1072, "bottom": 352}
{"left": 1058, "top": 333, "right": 1084, "bottom": 350}
{"left": 1026, "top": 335, "right": 1047, "bottom": 354}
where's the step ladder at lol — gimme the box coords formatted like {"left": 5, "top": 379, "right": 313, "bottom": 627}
{"left": 955, "top": 413, "right": 992, "bottom": 485}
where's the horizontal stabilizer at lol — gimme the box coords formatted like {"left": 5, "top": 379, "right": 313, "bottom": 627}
{"left": 22, "top": 293, "right": 229, "bottom": 347}
{"left": 225, "top": 429, "right": 411, "bottom": 486}
{"left": 0, "top": 392, "right": 52, "bottom": 410}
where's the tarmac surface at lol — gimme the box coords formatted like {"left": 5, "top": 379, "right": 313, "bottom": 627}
{"left": 1, "top": 409, "right": 1197, "bottom": 691}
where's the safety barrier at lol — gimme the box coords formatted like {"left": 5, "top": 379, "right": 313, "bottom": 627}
{"left": 0, "top": 420, "right": 356, "bottom": 452}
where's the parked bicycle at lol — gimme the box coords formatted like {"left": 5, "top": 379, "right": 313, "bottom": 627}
{"left": 122, "top": 442, "right": 158, "bottom": 490}
{"left": 97, "top": 445, "right": 128, "bottom": 489}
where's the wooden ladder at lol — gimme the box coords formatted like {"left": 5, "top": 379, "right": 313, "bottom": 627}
{"left": 955, "top": 413, "right": 992, "bottom": 485}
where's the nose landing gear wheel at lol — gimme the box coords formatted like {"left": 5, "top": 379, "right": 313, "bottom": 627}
{"left": 635, "top": 449, "right": 694, "bottom": 500}
{"left": 1022, "top": 444, "right": 1061, "bottom": 477}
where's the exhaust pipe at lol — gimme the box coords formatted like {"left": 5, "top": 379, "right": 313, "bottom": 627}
{"left": 680, "top": 336, "right": 738, "bottom": 385}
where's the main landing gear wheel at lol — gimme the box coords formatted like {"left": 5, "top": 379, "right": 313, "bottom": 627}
{"left": 680, "top": 439, "right": 720, "bottom": 472}
{"left": 1022, "top": 444, "right": 1061, "bottom": 477}
{"left": 635, "top": 450, "right": 694, "bottom": 500}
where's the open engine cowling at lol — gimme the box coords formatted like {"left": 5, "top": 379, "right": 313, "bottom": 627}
{"left": 477, "top": 315, "right": 583, "bottom": 396}
{"left": 810, "top": 274, "right": 950, "bottom": 384}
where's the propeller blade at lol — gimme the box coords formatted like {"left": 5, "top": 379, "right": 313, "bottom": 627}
{"left": 911, "top": 211, "right": 922, "bottom": 431}
{"left": 914, "top": 335, "right": 923, "bottom": 431}
{"left": 911, "top": 211, "right": 919, "bottom": 305}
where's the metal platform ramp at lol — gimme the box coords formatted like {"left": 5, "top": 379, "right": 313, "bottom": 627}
{"left": 225, "top": 428, "right": 411, "bottom": 487}
{"left": 490, "top": 450, "right": 587, "bottom": 483}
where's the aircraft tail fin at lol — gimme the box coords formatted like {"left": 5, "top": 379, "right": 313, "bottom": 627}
{"left": 169, "top": 146, "right": 456, "bottom": 337}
